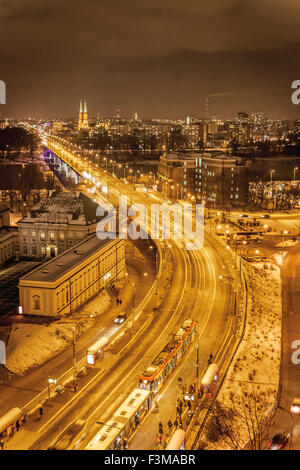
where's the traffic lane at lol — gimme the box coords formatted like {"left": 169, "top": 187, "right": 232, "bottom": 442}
{"left": 0, "top": 252, "right": 155, "bottom": 416}
{"left": 281, "top": 249, "right": 300, "bottom": 450}
{"left": 264, "top": 247, "right": 300, "bottom": 450}
{"left": 130, "top": 244, "right": 234, "bottom": 449}
{"left": 29, "top": 241, "right": 188, "bottom": 449}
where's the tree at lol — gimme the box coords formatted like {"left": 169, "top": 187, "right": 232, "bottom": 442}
{"left": 0, "top": 127, "right": 38, "bottom": 158}
{"left": 202, "top": 387, "right": 269, "bottom": 450}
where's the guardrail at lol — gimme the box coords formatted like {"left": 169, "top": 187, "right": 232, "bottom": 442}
{"left": 184, "top": 230, "right": 248, "bottom": 449}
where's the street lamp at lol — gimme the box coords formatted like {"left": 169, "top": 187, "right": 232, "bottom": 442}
{"left": 219, "top": 275, "right": 238, "bottom": 337}
{"left": 293, "top": 167, "right": 298, "bottom": 181}
{"left": 132, "top": 282, "right": 135, "bottom": 308}
{"left": 270, "top": 169, "right": 275, "bottom": 211}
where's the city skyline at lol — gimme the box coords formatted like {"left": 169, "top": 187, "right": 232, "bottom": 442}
{"left": 1, "top": 0, "right": 300, "bottom": 119}
{"left": 1, "top": 0, "right": 300, "bottom": 456}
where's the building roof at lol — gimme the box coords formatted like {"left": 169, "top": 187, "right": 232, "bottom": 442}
{"left": 0, "top": 203, "right": 9, "bottom": 213}
{"left": 19, "top": 234, "right": 117, "bottom": 284}
{"left": 18, "top": 191, "right": 102, "bottom": 226}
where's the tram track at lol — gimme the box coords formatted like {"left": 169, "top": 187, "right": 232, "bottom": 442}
{"left": 27, "top": 135, "right": 237, "bottom": 451}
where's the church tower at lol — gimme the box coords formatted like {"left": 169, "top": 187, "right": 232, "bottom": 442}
{"left": 82, "top": 99, "right": 89, "bottom": 129}
{"left": 78, "top": 99, "right": 83, "bottom": 130}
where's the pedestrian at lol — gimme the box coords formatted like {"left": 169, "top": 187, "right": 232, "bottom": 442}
{"left": 155, "top": 402, "right": 159, "bottom": 413}
{"left": 73, "top": 382, "right": 77, "bottom": 393}
{"left": 15, "top": 420, "right": 20, "bottom": 432}
{"left": 163, "top": 441, "right": 167, "bottom": 450}
{"left": 122, "top": 438, "right": 127, "bottom": 450}
{"left": 135, "top": 415, "right": 140, "bottom": 427}
{"left": 174, "top": 418, "right": 178, "bottom": 429}
{"left": 168, "top": 420, "right": 173, "bottom": 434}
{"left": 158, "top": 422, "right": 163, "bottom": 435}
{"left": 0, "top": 438, "right": 4, "bottom": 450}
{"left": 157, "top": 433, "right": 162, "bottom": 447}
{"left": 39, "top": 406, "right": 43, "bottom": 419}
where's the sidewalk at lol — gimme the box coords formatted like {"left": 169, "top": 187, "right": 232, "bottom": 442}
{"left": 0, "top": 241, "right": 156, "bottom": 433}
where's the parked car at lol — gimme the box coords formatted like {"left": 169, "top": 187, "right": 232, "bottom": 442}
{"left": 291, "top": 397, "right": 300, "bottom": 414}
{"left": 114, "top": 312, "right": 127, "bottom": 324}
{"left": 268, "top": 433, "right": 290, "bottom": 450}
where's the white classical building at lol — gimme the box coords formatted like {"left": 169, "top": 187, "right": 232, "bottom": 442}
{"left": 17, "top": 191, "right": 110, "bottom": 259}
{"left": 18, "top": 234, "right": 125, "bottom": 316}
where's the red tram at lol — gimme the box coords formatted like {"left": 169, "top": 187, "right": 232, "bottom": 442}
{"left": 139, "top": 319, "right": 197, "bottom": 393}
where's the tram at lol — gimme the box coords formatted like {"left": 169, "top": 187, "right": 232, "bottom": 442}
{"left": 166, "top": 429, "right": 186, "bottom": 450}
{"left": 0, "top": 407, "right": 23, "bottom": 439}
{"left": 86, "top": 336, "right": 109, "bottom": 365}
{"left": 85, "top": 388, "right": 151, "bottom": 450}
{"left": 139, "top": 319, "right": 197, "bottom": 393}
{"left": 201, "top": 363, "right": 218, "bottom": 395}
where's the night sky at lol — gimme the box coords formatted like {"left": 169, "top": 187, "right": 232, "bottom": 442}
{"left": 1, "top": 0, "right": 300, "bottom": 119}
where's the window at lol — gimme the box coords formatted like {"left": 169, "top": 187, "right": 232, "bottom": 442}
{"left": 32, "top": 246, "right": 36, "bottom": 255}
{"left": 32, "top": 231, "right": 36, "bottom": 238}
{"left": 33, "top": 295, "right": 40, "bottom": 310}
{"left": 23, "top": 245, "right": 27, "bottom": 254}
{"left": 59, "top": 232, "right": 65, "bottom": 241}
{"left": 40, "top": 232, "right": 45, "bottom": 241}
{"left": 41, "top": 246, "right": 46, "bottom": 255}
{"left": 50, "top": 232, "right": 55, "bottom": 241}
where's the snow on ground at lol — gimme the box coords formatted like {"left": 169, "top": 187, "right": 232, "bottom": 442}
{"left": 5, "top": 292, "right": 111, "bottom": 375}
{"left": 276, "top": 239, "right": 298, "bottom": 247}
{"left": 203, "top": 262, "right": 282, "bottom": 450}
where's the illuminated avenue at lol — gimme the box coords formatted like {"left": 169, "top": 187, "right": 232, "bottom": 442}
{"left": 1, "top": 0, "right": 300, "bottom": 456}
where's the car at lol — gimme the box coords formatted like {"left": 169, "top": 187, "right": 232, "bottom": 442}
{"left": 291, "top": 397, "right": 300, "bottom": 414}
{"left": 254, "top": 238, "right": 262, "bottom": 244}
{"left": 261, "top": 214, "right": 270, "bottom": 218}
{"left": 114, "top": 312, "right": 127, "bottom": 324}
{"left": 267, "top": 433, "right": 290, "bottom": 450}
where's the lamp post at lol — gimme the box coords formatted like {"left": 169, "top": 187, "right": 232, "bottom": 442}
{"left": 219, "top": 275, "right": 237, "bottom": 338}
{"left": 103, "top": 157, "right": 108, "bottom": 171}
{"left": 293, "top": 166, "right": 298, "bottom": 181}
{"left": 72, "top": 325, "right": 77, "bottom": 382}
{"left": 132, "top": 281, "right": 135, "bottom": 308}
{"left": 270, "top": 169, "right": 275, "bottom": 211}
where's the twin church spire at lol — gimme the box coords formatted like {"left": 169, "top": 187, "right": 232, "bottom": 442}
{"left": 78, "top": 99, "right": 89, "bottom": 130}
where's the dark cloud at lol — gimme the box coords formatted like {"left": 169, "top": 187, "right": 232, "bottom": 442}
{"left": 0, "top": 0, "right": 300, "bottom": 118}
